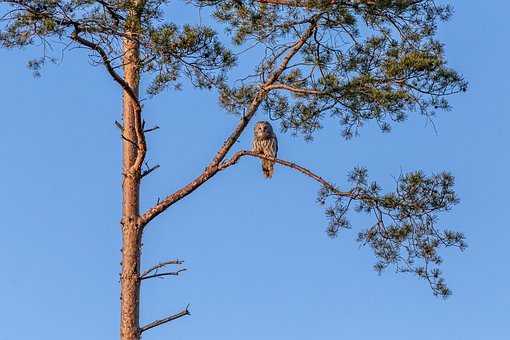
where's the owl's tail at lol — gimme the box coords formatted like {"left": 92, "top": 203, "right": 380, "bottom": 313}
{"left": 262, "top": 159, "right": 275, "bottom": 178}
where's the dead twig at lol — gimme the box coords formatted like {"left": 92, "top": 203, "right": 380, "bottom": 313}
{"left": 140, "top": 268, "right": 187, "bottom": 280}
{"left": 140, "top": 259, "right": 184, "bottom": 279}
{"left": 140, "top": 305, "right": 191, "bottom": 333}
{"left": 141, "top": 164, "right": 160, "bottom": 178}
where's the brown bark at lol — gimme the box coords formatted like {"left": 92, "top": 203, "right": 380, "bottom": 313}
{"left": 69, "top": 13, "right": 145, "bottom": 340}
{"left": 120, "top": 10, "right": 143, "bottom": 340}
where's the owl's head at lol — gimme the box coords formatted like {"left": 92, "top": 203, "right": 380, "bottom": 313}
{"left": 254, "top": 121, "right": 274, "bottom": 139}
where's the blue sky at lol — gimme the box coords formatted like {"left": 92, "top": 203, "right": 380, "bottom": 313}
{"left": 1, "top": 2, "right": 509, "bottom": 340}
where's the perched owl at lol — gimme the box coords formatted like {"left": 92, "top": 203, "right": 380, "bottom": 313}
{"left": 252, "top": 121, "right": 278, "bottom": 178}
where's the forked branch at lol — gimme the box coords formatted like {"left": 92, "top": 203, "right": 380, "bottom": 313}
{"left": 140, "top": 259, "right": 184, "bottom": 279}
{"left": 139, "top": 19, "right": 320, "bottom": 227}
{"left": 144, "top": 125, "right": 160, "bottom": 133}
{"left": 219, "top": 150, "right": 465, "bottom": 298}
{"left": 141, "top": 164, "right": 161, "bottom": 178}
{"left": 70, "top": 29, "right": 139, "bottom": 110}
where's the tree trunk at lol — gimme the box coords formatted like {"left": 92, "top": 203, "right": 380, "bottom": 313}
{"left": 120, "top": 17, "right": 142, "bottom": 340}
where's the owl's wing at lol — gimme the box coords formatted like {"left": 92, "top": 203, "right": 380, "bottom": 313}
{"left": 272, "top": 136, "right": 278, "bottom": 158}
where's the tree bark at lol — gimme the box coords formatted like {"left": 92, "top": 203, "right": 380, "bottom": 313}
{"left": 120, "top": 12, "right": 142, "bottom": 340}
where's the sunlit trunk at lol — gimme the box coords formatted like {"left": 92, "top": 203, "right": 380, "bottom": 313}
{"left": 120, "top": 12, "right": 142, "bottom": 340}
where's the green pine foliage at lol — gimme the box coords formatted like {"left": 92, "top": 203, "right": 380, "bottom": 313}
{"left": 0, "top": 0, "right": 467, "bottom": 297}
{"left": 318, "top": 168, "right": 466, "bottom": 298}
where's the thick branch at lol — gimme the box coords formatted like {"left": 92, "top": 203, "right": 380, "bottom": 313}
{"left": 144, "top": 125, "right": 160, "bottom": 133}
{"left": 257, "top": 0, "right": 319, "bottom": 6}
{"left": 129, "top": 86, "right": 146, "bottom": 177}
{"left": 139, "top": 20, "right": 319, "bottom": 227}
{"left": 95, "top": 0, "right": 125, "bottom": 22}
{"left": 210, "top": 18, "right": 319, "bottom": 167}
{"left": 115, "top": 120, "right": 124, "bottom": 130}
{"left": 139, "top": 306, "right": 191, "bottom": 333}
{"left": 72, "top": 28, "right": 146, "bottom": 178}
{"left": 219, "top": 150, "right": 353, "bottom": 196}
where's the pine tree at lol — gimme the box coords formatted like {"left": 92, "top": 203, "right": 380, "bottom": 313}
{"left": 0, "top": 1, "right": 467, "bottom": 339}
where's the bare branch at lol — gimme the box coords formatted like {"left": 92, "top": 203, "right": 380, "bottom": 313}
{"left": 114, "top": 120, "right": 124, "bottom": 130}
{"left": 265, "top": 83, "right": 322, "bottom": 96}
{"left": 71, "top": 28, "right": 146, "bottom": 179}
{"left": 219, "top": 150, "right": 351, "bottom": 195}
{"left": 140, "top": 259, "right": 184, "bottom": 278}
{"left": 144, "top": 125, "right": 160, "bottom": 133}
{"left": 139, "top": 306, "right": 191, "bottom": 333}
{"left": 210, "top": 19, "right": 319, "bottom": 167}
{"left": 139, "top": 19, "right": 320, "bottom": 227}
{"left": 141, "top": 164, "right": 160, "bottom": 178}
{"left": 141, "top": 268, "right": 187, "bottom": 280}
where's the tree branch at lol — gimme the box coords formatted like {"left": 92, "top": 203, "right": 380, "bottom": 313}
{"left": 139, "top": 19, "right": 320, "bottom": 227}
{"left": 219, "top": 150, "right": 353, "bottom": 196}
{"left": 121, "top": 134, "right": 137, "bottom": 147}
{"left": 141, "top": 269, "right": 187, "bottom": 280}
{"left": 210, "top": 18, "right": 319, "bottom": 167}
{"left": 265, "top": 83, "right": 322, "bottom": 96}
{"left": 144, "top": 125, "right": 160, "bottom": 133}
{"left": 139, "top": 306, "right": 191, "bottom": 333}
{"left": 141, "top": 164, "right": 160, "bottom": 178}
{"left": 94, "top": 0, "right": 125, "bottom": 22}
{"left": 257, "top": 0, "right": 317, "bottom": 6}
{"left": 140, "top": 259, "right": 184, "bottom": 278}
{"left": 70, "top": 29, "right": 139, "bottom": 110}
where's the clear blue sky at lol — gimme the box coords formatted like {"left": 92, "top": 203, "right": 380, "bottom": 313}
{"left": 1, "top": 2, "right": 508, "bottom": 340}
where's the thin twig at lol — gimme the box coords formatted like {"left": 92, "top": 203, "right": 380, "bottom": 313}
{"left": 141, "top": 269, "right": 187, "bottom": 280}
{"left": 140, "top": 260, "right": 184, "bottom": 279}
{"left": 139, "top": 306, "right": 191, "bottom": 333}
{"left": 144, "top": 126, "right": 160, "bottom": 133}
{"left": 141, "top": 164, "right": 160, "bottom": 178}
{"left": 114, "top": 120, "right": 124, "bottom": 130}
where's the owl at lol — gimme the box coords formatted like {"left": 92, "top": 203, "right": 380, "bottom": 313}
{"left": 252, "top": 121, "right": 278, "bottom": 178}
